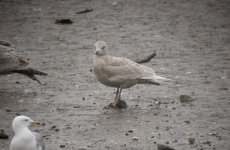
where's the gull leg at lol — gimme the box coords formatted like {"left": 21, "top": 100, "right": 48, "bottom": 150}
{"left": 114, "top": 87, "right": 119, "bottom": 103}
{"left": 106, "top": 88, "right": 119, "bottom": 108}
{"left": 113, "top": 88, "right": 122, "bottom": 107}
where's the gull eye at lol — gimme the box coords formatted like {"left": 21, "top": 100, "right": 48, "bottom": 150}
{"left": 24, "top": 119, "right": 29, "bottom": 122}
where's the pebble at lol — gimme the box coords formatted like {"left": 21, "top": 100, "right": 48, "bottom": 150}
{"left": 219, "top": 87, "right": 228, "bottom": 91}
{"left": 172, "top": 139, "right": 178, "bottom": 143}
{"left": 180, "top": 95, "right": 195, "bottom": 103}
{"left": 157, "top": 144, "right": 175, "bottom": 150}
{"left": 78, "top": 147, "right": 88, "bottom": 150}
{"left": 128, "top": 129, "right": 133, "bottom": 133}
{"left": 0, "top": 130, "right": 9, "bottom": 139}
{"left": 55, "top": 128, "right": 60, "bottom": 132}
{"left": 184, "top": 120, "right": 190, "bottom": 124}
{"left": 132, "top": 137, "right": 139, "bottom": 141}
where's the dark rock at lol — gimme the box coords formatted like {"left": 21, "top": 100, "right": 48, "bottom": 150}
{"left": 55, "top": 19, "right": 73, "bottom": 24}
{"left": 157, "top": 144, "right": 175, "bottom": 150}
{"left": 60, "top": 145, "right": 65, "bottom": 148}
{"left": 202, "top": 140, "right": 211, "bottom": 146}
{"left": 104, "top": 101, "right": 128, "bottom": 109}
{"left": 51, "top": 126, "right": 56, "bottom": 129}
{"left": 116, "top": 100, "right": 128, "bottom": 109}
{"left": 132, "top": 137, "right": 138, "bottom": 141}
{"left": 172, "top": 139, "right": 178, "bottom": 143}
{"left": 219, "top": 87, "right": 228, "bottom": 91}
{"left": 0, "top": 130, "right": 9, "bottom": 139}
{"left": 184, "top": 120, "right": 190, "bottom": 124}
{"left": 128, "top": 130, "right": 133, "bottom": 133}
{"left": 5, "top": 109, "right": 11, "bottom": 112}
{"left": 55, "top": 128, "right": 60, "bottom": 132}
{"left": 180, "top": 95, "right": 195, "bottom": 103}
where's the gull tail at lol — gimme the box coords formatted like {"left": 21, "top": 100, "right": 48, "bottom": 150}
{"left": 138, "top": 75, "right": 172, "bottom": 86}
{"left": 155, "top": 75, "right": 172, "bottom": 81}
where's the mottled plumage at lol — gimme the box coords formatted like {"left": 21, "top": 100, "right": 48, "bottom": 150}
{"left": 93, "top": 41, "right": 171, "bottom": 108}
{"left": 0, "top": 44, "right": 47, "bottom": 83}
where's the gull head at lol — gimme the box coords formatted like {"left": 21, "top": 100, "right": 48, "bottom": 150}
{"left": 12, "top": 115, "right": 41, "bottom": 133}
{"left": 94, "top": 41, "right": 108, "bottom": 56}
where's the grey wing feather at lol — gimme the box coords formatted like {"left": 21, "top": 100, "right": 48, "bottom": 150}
{"left": 33, "top": 132, "right": 45, "bottom": 150}
{"left": 0, "top": 45, "right": 29, "bottom": 74}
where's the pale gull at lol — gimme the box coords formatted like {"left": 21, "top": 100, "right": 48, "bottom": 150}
{"left": 93, "top": 41, "right": 171, "bottom": 108}
{"left": 0, "top": 44, "right": 47, "bottom": 84}
{"left": 10, "top": 115, "right": 45, "bottom": 150}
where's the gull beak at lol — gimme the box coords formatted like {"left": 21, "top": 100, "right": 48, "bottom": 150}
{"left": 31, "top": 120, "right": 41, "bottom": 126}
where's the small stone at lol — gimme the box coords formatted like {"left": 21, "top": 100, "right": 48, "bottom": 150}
{"left": 116, "top": 100, "right": 128, "bottom": 109}
{"left": 128, "top": 130, "right": 133, "bottom": 133}
{"left": 155, "top": 101, "right": 160, "bottom": 105}
{"left": 60, "top": 145, "right": 65, "bottom": 148}
{"left": 78, "top": 147, "right": 88, "bottom": 150}
{"left": 55, "top": 128, "right": 60, "bottom": 132}
{"left": 180, "top": 95, "right": 195, "bottom": 103}
{"left": 172, "top": 139, "right": 178, "bottom": 143}
{"left": 188, "top": 138, "right": 195, "bottom": 144}
{"left": 51, "top": 126, "right": 56, "bottom": 129}
{"left": 202, "top": 140, "right": 211, "bottom": 146}
{"left": 55, "top": 19, "right": 73, "bottom": 24}
{"left": 0, "top": 130, "right": 9, "bottom": 139}
{"left": 132, "top": 137, "right": 138, "bottom": 141}
{"left": 73, "top": 105, "right": 80, "bottom": 108}
{"left": 165, "top": 141, "right": 169, "bottom": 144}
{"left": 157, "top": 144, "right": 175, "bottom": 150}
{"left": 184, "top": 120, "right": 190, "bottom": 124}
{"left": 219, "top": 87, "right": 228, "bottom": 90}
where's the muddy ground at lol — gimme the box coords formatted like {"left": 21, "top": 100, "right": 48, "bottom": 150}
{"left": 0, "top": 0, "right": 229, "bottom": 149}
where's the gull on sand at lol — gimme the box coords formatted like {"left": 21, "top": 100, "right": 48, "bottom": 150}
{"left": 0, "top": 44, "right": 47, "bottom": 84}
{"left": 10, "top": 115, "right": 45, "bottom": 150}
{"left": 93, "top": 41, "right": 171, "bottom": 108}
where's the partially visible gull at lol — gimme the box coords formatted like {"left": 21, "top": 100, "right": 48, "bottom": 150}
{"left": 93, "top": 41, "right": 171, "bottom": 108}
{"left": 0, "top": 44, "right": 47, "bottom": 84}
{"left": 10, "top": 115, "right": 45, "bottom": 150}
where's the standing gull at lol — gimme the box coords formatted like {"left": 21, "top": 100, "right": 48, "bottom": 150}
{"left": 93, "top": 41, "right": 171, "bottom": 108}
{"left": 10, "top": 115, "right": 45, "bottom": 150}
{"left": 0, "top": 44, "right": 47, "bottom": 84}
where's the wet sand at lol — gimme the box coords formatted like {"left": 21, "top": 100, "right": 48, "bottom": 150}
{"left": 0, "top": 0, "right": 229, "bottom": 149}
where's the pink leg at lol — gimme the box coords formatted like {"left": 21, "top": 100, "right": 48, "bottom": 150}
{"left": 114, "top": 88, "right": 119, "bottom": 102}
{"left": 113, "top": 88, "right": 122, "bottom": 107}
